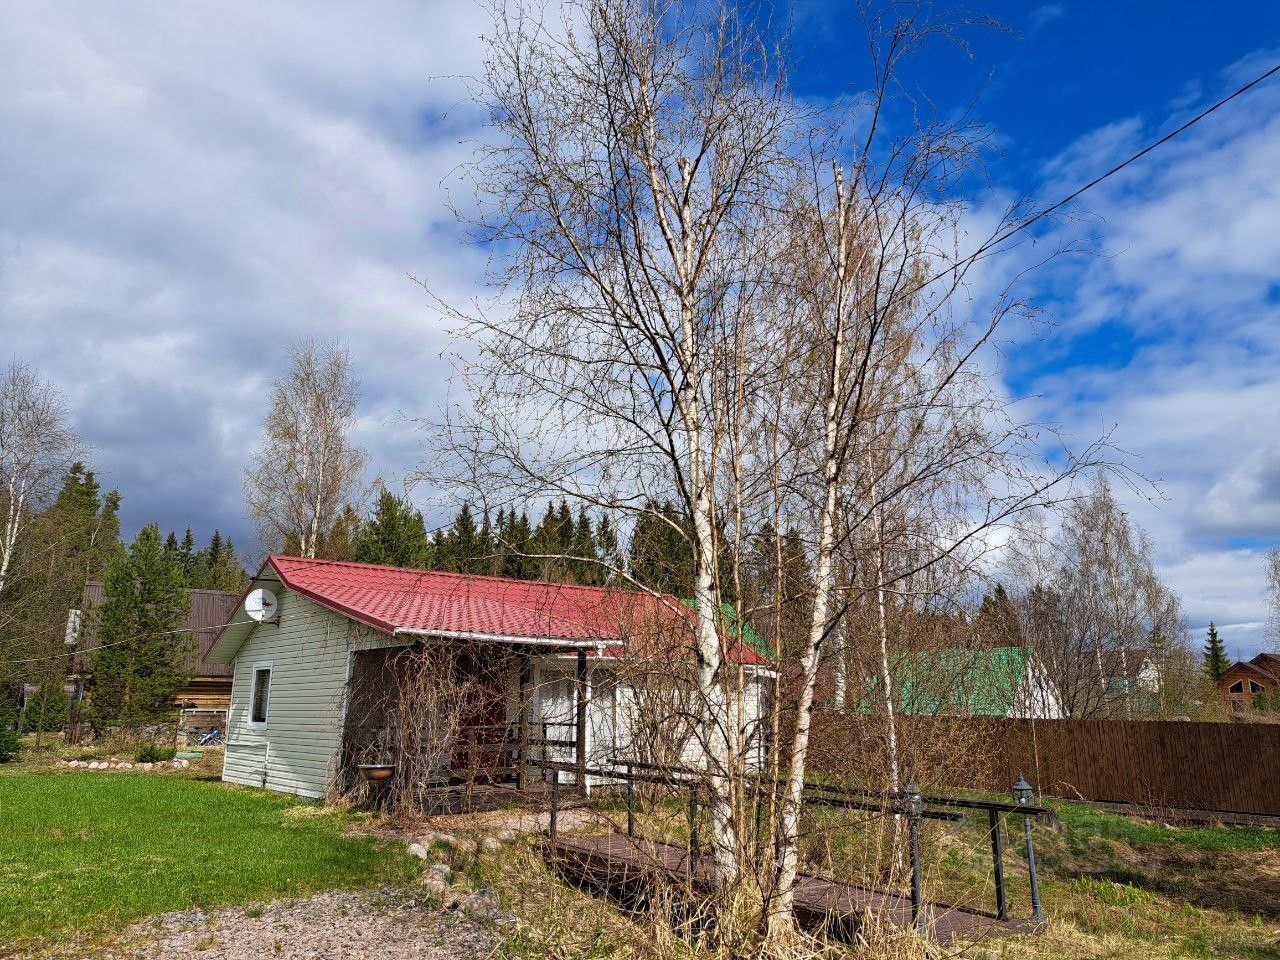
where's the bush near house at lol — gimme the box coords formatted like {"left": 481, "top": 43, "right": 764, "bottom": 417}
{"left": 0, "top": 696, "right": 19, "bottom": 762}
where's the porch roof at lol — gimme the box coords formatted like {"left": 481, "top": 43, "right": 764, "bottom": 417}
{"left": 208, "top": 556, "right": 772, "bottom": 667}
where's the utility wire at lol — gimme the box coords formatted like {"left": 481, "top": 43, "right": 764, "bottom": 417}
{"left": 920, "top": 59, "right": 1280, "bottom": 291}
{"left": 0, "top": 619, "right": 243, "bottom": 667}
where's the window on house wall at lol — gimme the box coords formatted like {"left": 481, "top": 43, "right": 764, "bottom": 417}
{"left": 1229, "top": 681, "right": 1244, "bottom": 694}
{"left": 251, "top": 665, "right": 272, "bottom": 724}
{"left": 1250, "top": 681, "right": 1264, "bottom": 694}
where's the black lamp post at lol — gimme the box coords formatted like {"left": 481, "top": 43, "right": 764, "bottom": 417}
{"left": 1013, "top": 774, "right": 1045, "bottom": 923}
{"left": 906, "top": 780, "right": 925, "bottom": 933}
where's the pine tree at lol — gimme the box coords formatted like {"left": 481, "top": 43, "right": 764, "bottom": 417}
{"left": 88, "top": 524, "right": 191, "bottom": 732}
{"left": 1203, "top": 621, "right": 1230, "bottom": 680}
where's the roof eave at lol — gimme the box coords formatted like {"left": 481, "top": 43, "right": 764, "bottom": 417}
{"left": 391, "top": 626, "right": 603, "bottom": 648}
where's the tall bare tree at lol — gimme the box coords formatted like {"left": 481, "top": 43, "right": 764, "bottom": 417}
{"left": 1266, "top": 547, "right": 1280, "bottom": 652}
{"left": 244, "top": 339, "right": 367, "bottom": 558}
{"left": 1005, "top": 480, "right": 1195, "bottom": 718}
{"left": 0, "top": 360, "right": 80, "bottom": 598}
{"left": 440, "top": 0, "right": 1121, "bottom": 939}
{"left": 431, "top": 0, "right": 798, "bottom": 888}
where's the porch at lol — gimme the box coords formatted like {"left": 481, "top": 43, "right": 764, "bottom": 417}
{"left": 340, "top": 641, "right": 600, "bottom": 810}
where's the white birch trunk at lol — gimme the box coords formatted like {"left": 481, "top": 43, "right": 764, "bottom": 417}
{"left": 773, "top": 167, "right": 850, "bottom": 924}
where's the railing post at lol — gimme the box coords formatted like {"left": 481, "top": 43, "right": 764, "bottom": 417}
{"left": 549, "top": 767, "right": 560, "bottom": 840}
{"left": 907, "top": 782, "right": 924, "bottom": 934}
{"left": 575, "top": 649, "right": 588, "bottom": 794}
{"left": 989, "top": 807, "right": 1008, "bottom": 921}
{"left": 626, "top": 764, "right": 636, "bottom": 838}
{"left": 1014, "top": 774, "right": 1045, "bottom": 923}
{"left": 516, "top": 653, "right": 531, "bottom": 791}
{"left": 688, "top": 783, "right": 700, "bottom": 858}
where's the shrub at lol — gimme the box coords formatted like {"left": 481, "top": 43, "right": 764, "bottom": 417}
{"left": 20, "top": 679, "right": 68, "bottom": 733}
{"left": 135, "top": 743, "right": 177, "bottom": 764}
{"left": 0, "top": 697, "right": 19, "bottom": 763}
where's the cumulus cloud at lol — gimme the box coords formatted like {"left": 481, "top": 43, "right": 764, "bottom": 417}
{"left": 0, "top": 1, "right": 492, "bottom": 553}
{"left": 1006, "top": 51, "right": 1280, "bottom": 656}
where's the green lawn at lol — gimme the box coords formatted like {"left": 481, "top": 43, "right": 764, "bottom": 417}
{"left": 0, "top": 773, "right": 418, "bottom": 953}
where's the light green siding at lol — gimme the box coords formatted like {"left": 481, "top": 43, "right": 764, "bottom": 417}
{"left": 222, "top": 588, "right": 359, "bottom": 798}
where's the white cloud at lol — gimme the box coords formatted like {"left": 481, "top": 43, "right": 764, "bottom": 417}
{"left": 1005, "top": 53, "right": 1280, "bottom": 657}
{"left": 0, "top": 1, "right": 492, "bottom": 553}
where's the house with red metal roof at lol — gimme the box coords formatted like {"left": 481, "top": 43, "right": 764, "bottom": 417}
{"left": 206, "top": 555, "right": 772, "bottom": 801}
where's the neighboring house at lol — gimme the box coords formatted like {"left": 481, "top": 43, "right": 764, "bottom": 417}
{"left": 1097, "top": 648, "right": 1160, "bottom": 695}
{"left": 870, "top": 646, "right": 1063, "bottom": 720}
{"left": 1217, "top": 654, "right": 1280, "bottom": 715}
{"left": 71, "top": 581, "right": 239, "bottom": 713}
{"left": 205, "top": 556, "right": 773, "bottom": 800}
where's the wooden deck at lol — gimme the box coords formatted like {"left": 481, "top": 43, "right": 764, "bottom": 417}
{"left": 543, "top": 832, "right": 1039, "bottom": 944}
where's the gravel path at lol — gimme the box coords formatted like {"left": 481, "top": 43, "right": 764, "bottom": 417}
{"left": 78, "top": 888, "right": 503, "bottom": 960}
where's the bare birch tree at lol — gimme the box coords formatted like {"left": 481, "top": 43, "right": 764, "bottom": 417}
{"left": 434, "top": 0, "right": 797, "bottom": 887}
{"left": 765, "top": 6, "right": 1119, "bottom": 924}
{"left": 0, "top": 360, "right": 80, "bottom": 598}
{"left": 1266, "top": 547, "right": 1280, "bottom": 652}
{"left": 438, "top": 0, "right": 1123, "bottom": 940}
{"left": 244, "top": 339, "right": 367, "bottom": 558}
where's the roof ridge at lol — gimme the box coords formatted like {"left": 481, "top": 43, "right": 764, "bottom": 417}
{"left": 269, "top": 554, "right": 660, "bottom": 599}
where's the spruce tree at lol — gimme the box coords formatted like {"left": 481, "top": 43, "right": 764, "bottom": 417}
{"left": 595, "top": 514, "right": 621, "bottom": 585}
{"left": 350, "top": 488, "right": 431, "bottom": 568}
{"left": 570, "top": 507, "right": 600, "bottom": 584}
{"left": 179, "top": 527, "right": 195, "bottom": 577}
{"left": 0, "top": 694, "right": 18, "bottom": 762}
{"left": 88, "top": 524, "right": 191, "bottom": 732}
{"left": 506, "top": 510, "right": 534, "bottom": 579}
{"left": 976, "top": 583, "right": 1023, "bottom": 648}
{"left": 628, "top": 501, "right": 695, "bottom": 596}
{"left": 1203, "top": 621, "right": 1230, "bottom": 680}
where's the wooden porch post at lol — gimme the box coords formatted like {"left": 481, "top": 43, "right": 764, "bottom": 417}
{"left": 516, "top": 650, "right": 532, "bottom": 791}
{"left": 575, "top": 648, "right": 588, "bottom": 793}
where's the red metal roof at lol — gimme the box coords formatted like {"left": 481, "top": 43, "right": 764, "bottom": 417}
{"left": 264, "top": 556, "right": 770, "bottom": 666}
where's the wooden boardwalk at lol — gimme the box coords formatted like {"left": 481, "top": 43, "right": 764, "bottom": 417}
{"left": 543, "top": 832, "right": 1039, "bottom": 944}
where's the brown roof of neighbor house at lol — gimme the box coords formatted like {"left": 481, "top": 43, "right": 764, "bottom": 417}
{"left": 76, "top": 582, "right": 239, "bottom": 678}
{"left": 1249, "top": 653, "right": 1280, "bottom": 681}
{"left": 1221, "top": 656, "right": 1280, "bottom": 686}
{"left": 1097, "top": 648, "right": 1151, "bottom": 680}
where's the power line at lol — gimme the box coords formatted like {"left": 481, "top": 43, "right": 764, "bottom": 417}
{"left": 0, "top": 619, "right": 242, "bottom": 667}
{"left": 924, "top": 58, "right": 1280, "bottom": 289}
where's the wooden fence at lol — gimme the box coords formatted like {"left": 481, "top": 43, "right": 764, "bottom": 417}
{"left": 809, "top": 712, "right": 1280, "bottom": 816}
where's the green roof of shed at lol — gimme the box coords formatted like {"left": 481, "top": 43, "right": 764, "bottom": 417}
{"left": 871, "top": 646, "right": 1029, "bottom": 717}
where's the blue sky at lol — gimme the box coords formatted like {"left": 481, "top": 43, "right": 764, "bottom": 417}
{"left": 3, "top": 2, "right": 1279, "bottom": 658}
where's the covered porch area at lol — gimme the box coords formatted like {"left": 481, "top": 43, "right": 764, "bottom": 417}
{"left": 340, "top": 637, "right": 603, "bottom": 812}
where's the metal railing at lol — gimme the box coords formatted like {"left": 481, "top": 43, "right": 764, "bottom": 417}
{"left": 536, "top": 755, "right": 1048, "bottom": 929}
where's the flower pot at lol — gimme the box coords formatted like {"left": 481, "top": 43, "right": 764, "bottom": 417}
{"left": 358, "top": 763, "right": 396, "bottom": 782}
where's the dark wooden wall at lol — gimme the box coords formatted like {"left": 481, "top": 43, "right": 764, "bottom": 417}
{"left": 809, "top": 712, "right": 1280, "bottom": 816}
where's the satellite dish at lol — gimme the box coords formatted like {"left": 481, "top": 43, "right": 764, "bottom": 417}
{"left": 245, "top": 588, "right": 279, "bottom": 623}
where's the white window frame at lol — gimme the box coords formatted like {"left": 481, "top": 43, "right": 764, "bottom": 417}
{"left": 248, "top": 661, "right": 273, "bottom": 727}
